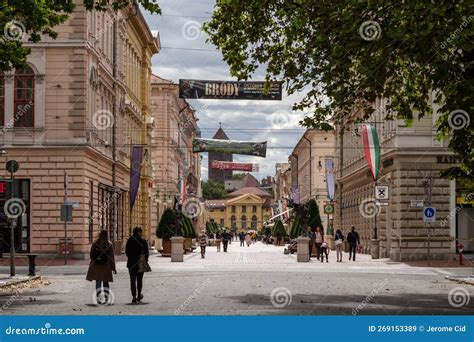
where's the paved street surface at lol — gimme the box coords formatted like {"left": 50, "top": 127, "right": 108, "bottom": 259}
{"left": 0, "top": 242, "right": 472, "bottom": 315}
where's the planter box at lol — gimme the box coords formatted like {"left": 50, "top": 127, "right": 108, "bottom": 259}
{"left": 160, "top": 239, "right": 172, "bottom": 257}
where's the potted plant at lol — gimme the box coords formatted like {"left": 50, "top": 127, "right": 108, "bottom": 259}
{"left": 272, "top": 220, "right": 287, "bottom": 246}
{"left": 156, "top": 208, "right": 177, "bottom": 257}
{"left": 182, "top": 216, "right": 196, "bottom": 252}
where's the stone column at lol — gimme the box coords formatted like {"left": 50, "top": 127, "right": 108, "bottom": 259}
{"left": 297, "top": 237, "right": 310, "bottom": 262}
{"left": 371, "top": 239, "right": 380, "bottom": 259}
{"left": 171, "top": 236, "right": 184, "bottom": 262}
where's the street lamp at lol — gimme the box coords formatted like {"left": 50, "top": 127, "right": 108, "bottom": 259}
{"left": 0, "top": 147, "right": 7, "bottom": 156}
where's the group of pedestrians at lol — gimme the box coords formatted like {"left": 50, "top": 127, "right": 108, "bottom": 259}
{"left": 304, "top": 226, "right": 360, "bottom": 262}
{"left": 86, "top": 226, "right": 150, "bottom": 305}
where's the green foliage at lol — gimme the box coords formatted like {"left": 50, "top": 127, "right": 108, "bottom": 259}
{"left": 182, "top": 216, "right": 196, "bottom": 238}
{"left": 156, "top": 208, "right": 176, "bottom": 240}
{"left": 272, "top": 220, "right": 287, "bottom": 237}
{"left": 202, "top": 179, "right": 227, "bottom": 199}
{"left": 205, "top": 1, "right": 474, "bottom": 177}
{"left": 263, "top": 226, "right": 272, "bottom": 237}
{"left": 290, "top": 218, "right": 302, "bottom": 239}
{"left": 308, "top": 200, "right": 322, "bottom": 231}
{"left": 206, "top": 221, "right": 219, "bottom": 235}
{"left": 0, "top": 1, "right": 160, "bottom": 72}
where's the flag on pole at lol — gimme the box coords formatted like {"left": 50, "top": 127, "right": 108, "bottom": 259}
{"left": 179, "top": 179, "right": 186, "bottom": 205}
{"left": 361, "top": 124, "right": 380, "bottom": 180}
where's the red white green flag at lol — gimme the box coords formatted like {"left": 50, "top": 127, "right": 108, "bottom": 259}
{"left": 361, "top": 124, "right": 380, "bottom": 180}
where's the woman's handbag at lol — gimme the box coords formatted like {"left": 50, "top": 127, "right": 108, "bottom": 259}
{"left": 137, "top": 254, "right": 151, "bottom": 273}
{"left": 335, "top": 239, "right": 343, "bottom": 246}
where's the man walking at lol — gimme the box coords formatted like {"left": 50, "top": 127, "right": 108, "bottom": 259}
{"left": 199, "top": 230, "right": 208, "bottom": 258}
{"left": 347, "top": 226, "right": 360, "bottom": 261}
{"left": 222, "top": 230, "right": 230, "bottom": 252}
{"left": 239, "top": 232, "right": 245, "bottom": 247}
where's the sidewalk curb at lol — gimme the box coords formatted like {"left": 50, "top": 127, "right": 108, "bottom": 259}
{"left": 445, "top": 276, "right": 474, "bottom": 286}
{"left": 0, "top": 275, "right": 41, "bottom": 289}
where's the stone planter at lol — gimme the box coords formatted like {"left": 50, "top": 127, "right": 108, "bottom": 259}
{"left": 183, "top": 237, "right": 193, "bottom": 253}
{"left": 371, "top": 239, "right": 380, "bottom": 259}
{"left": 297, "top": 237, "right": 310, "bottom": 262}
{"left": 324, "top": 235, "right": 334, "bottom": 250}
{"left": 160, "top": 239, "right": 172, "bottom": 257}
{"left": 171, "top": 236, "right": 184, "bottom": 262}
{"left": 113, "top": 240, "right": 123, "bottom": 255}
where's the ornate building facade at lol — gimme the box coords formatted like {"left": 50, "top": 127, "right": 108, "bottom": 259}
{"left": 0, "top": 2, "right": 159, "bottom": 258}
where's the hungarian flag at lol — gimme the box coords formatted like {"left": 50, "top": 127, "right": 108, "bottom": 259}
{"left": 361, "top": 124, "right": 380, "bottom": 180}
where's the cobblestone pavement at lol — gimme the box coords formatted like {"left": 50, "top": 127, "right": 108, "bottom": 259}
{"left": 0, "top": 242, "right": 472, "bottom": 315}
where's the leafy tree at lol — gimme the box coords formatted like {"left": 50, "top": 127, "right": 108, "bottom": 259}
{"left": 182, "top": 216, "right": 196, "bottom": 238}
{"left": 205, "top": 1, "right": 474, "bottom": 177}
{"left": 232, "top": 173, "right": 247, "bottom": 180}
{"left": 202, "top": 179, "right": 227, "bottom": 199}
{"left": 272, "top": 219, "right": 287, "bottom": 237}
{"left": 156, "top": 207, "right": 177, "bottom": 240}
{"left": 263, "top": 226, "right": 272, "bottom": 237}
{"left": 290, "top": 218, "right": 302, "bottom": 239}
{"left": 0, "top": 0, "right": 160, "bottom": 72}
{"left": 307, "top": 199, "right": 322, "bottom": 231}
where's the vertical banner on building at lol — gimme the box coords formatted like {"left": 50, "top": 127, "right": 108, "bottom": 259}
{"left": 129, "top": 146, "right": 143, "bottom": 210}
{"left": 290, "top": 186, "right": 300, "bottom": 204}
{"left": 361, "top": 124, "right": 380, "bottom": 180}
{"left": 325, "top": 158, "right": 335, "bottom": 200}
{"left": 179, "top": 179, "right": 186, "bottom": 205}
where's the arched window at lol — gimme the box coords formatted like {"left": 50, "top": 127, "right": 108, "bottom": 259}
{"left": 0, "top": 72, "right": 4, "bottom": 126}
{"left": 251, "top": 215, "right": 257, "bottom": 229}
{"left": 241, "top": 215, "right": 247, "bottom": 229}
{"left": 14, "top": 66, "right": 35, "bottom": 127}
{"left": 230, "top": 215, "right": 236, "bottom": 229}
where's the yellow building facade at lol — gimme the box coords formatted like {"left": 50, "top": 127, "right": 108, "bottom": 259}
{"left": 206, "top": 188, "right": 273, "bottom": 232}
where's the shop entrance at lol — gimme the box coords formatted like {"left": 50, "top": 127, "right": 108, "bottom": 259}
{"left": 0, "top": 179, "right": 30, "bottom": 254}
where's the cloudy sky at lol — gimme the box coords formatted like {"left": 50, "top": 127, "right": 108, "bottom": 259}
{"left": 143, "top": 0, "right": 307, "bottom": 180}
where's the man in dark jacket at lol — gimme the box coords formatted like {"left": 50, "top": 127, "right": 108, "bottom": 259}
{"left": 125, "top": 227, "right": 149, "bottom": 303}
{"left": 222, "top": 230, "right": 231, "bottom": 252}
{"left": 347, "top": 226, "right": 360, "bottom": 261}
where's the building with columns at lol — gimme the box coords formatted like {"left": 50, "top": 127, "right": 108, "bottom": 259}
{"left": 0, "top": 2, "right": 159, "bottom": 258}
{"left": 332, "top": 97, "right": 472, "bottom": 260}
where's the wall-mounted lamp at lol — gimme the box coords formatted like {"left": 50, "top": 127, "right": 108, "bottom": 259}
{"left": 317, "top": 160, "right": 323, "bottom": 172}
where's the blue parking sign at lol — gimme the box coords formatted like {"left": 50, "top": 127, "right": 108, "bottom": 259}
{"left": 423, "top": 206, "right": 436, "bottom": 223}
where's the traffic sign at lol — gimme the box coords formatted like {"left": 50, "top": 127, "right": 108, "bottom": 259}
{"left": 6, "top": 160, "right": 19, "bottom": 173}
{"left": 423, "top": 206, "right": 436, "bottom": 223}
{"left": 375, "top": 185, "right": 389, "bottom": 200}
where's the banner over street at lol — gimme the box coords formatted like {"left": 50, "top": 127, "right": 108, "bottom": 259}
{"left": 193, "top": 138, "right": 267, "bottom": 157}
{"left": 179, "top": 79, "right": 282, "bottom": 100}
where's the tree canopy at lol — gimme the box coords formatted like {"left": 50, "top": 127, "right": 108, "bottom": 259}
{"left": 202, "top": 179, "right": 227, "bottom": 199}
{"left": 205, "top": 1, "right": 474, "bottom": 177}
{"left": 0, "top": 0, "right": 160, "bottom": 72}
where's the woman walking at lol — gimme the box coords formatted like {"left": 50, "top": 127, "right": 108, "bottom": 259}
{"left": 125, "top": 227, "right": 150, "bottom": 304}
{"left": 334, "top": 229, "right": 344, "bottom": 262}
{"left": 86, "top": 229, "right": 117, "bottom": 305}
{"left": 315, "top": 226, "right": 324, "bottom": 261}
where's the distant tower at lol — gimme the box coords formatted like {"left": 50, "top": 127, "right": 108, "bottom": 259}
{"left": 208, "top": 123, "right": 233, "bottom": 183}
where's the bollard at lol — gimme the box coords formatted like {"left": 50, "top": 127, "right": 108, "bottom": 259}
{"left": 457, "top": 243, "right": 464, "bottom": 266}
{"left": 26, "top": 254, "right": 38, "bottom": 276}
